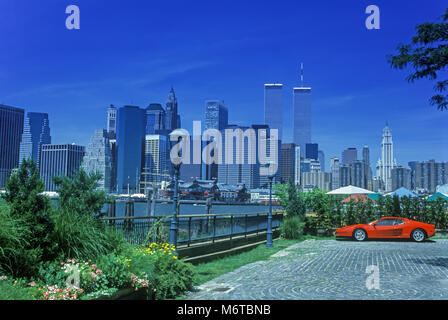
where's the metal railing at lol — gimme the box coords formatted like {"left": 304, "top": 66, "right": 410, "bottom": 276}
{"left": 102, "top": 211, "right": 284, "bottom": 247}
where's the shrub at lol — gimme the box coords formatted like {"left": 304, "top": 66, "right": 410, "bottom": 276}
{"left": 0, "top": 159, "right": 56, "bottom": 277}
{"left": 280, "top": 216, "right": 305, "bottom": 240}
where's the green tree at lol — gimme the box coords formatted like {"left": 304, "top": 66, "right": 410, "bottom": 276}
{"left": 53, "top": 169, "right": 110, "bottom": 216}
{"left": 392, "top": 195, "right": 402, "bottom": 217}
{"left": 285, "top": 181, "right": 306, "bottom": 220}
{"left": 1, "top": 159, "right": 55, "bottom": 276}
{"left": 388, "top": 8, "right": 448, "bottom": 110}
{"left": 343, "top": 199, "right": 357, "bottom": 226}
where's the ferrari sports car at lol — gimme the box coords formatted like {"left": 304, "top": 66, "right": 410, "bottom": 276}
{"left": 335, "top": 217, "right": 436, "bottom": 242}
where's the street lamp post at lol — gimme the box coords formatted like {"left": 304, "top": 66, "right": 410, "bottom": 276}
{"left": 266, "top": 174, "right": 274, "bottom": 248}
{"left": 169, "top": 163, "right": 181, "bottom": 253}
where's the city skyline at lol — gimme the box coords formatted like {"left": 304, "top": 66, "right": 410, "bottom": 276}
{"left": 0, "top": 1, "right": 447, "bottom": 169}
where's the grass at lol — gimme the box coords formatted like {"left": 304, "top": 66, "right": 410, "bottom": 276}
{"left": 192, "top": 235, "right": 333, "bottom": 286}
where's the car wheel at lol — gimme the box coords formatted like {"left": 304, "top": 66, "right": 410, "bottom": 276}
{"left": 353, "top": 229, "right": 367, "bottom": 241}
{"left": 411, "top": 229, "right": 426, "bottom": 242}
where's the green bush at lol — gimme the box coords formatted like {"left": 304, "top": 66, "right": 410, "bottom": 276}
{"left": 280, "top": 216, "right": 305, "bottom": 240}
{"left": 0, "top": 159, "right": 56, "bottom": 277}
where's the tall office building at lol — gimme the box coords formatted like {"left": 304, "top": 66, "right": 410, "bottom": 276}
{"left": 293, "top": 86, "right": 311, "bottom": 153}
{"left": 107, "top": 105, "right": 117, "bottom": 136}
{"left": 412, "top": 160, "right": 448, "bottom": 193}
{"left": 264, "top": 84, "right": 283, "bottom": 140}
{"left": 330, "top": 157, "right": 340, "bottom": 190}
{"left": 141, "top": 134, "right": 169, "bottom": 188}
{"left": 294, "top": 146, "right": 301, "bottom": 186}
{"left": 205, "top": 100, "right": 228, "bottom": 131}
{"left": 116, "top": 106, "right": 146, "bottom": 194}
{"left": 19, "top": 112, "right": 51, "bottom": 169}
{"left": 302, "top": 172, "right": 332, "bottom": 191}
{"left": 204, "top": 100, "right": 228, "bottom": 180}
{"left": 350, "top": 160, "right": 367, "bottom": 189}
{"left": 281, "top": 143, "right": 296, "bottom": 183}
{"left": 165, "top": 87, "right": 179, "bottom": 131}
{"left": 342, "top": 147, "right": 357, "bottom": 164}
{"left": 81, "top": 129, "right": 113, "bottom": 192}
{"left": 106, "top": 106, "right": 118, "bottom": 192}
{"left": 376, "top": 123, "right": 396, "bottom": 192}
{"left": 339, "top": 164, "right": 351, "bottom": 187}
{"left": 40, "top": 144, "right": 85, "bottom": 191}
{"left": 0, "top": 105, "right": 24, "bottom": 187}
{"left": 318, "top": 150, "right": 325, "bottom": 172}
{"left": 145, "top": 103, "right": 166, "bottom": 134}
{"left": 255, "top": 124, "right": 281, "bottom": 188}
{"left": 391, "top": 166, "right": 412, "bottom": 191}
{"left": 362, "top": 145, "right": 372, "bottom": 190}
{"left": 305, "top": 143, "right": 318, "bottom": 160}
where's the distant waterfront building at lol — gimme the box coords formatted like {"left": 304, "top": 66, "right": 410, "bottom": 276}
{"left": 411, "top": 160, "right": 448, "bottom": 193}
{"left": 362, "top": 145, "right": 372, "bottom": 190}
{"left": 81, "top": 130, "right": 113, "bottom": 192}
{"left": 281, "top": 143, "right": 296, "bottom": 183}
{"left": 107, "top": 105, "right": 117, "bottom": 136}
{"left": 342, "top": 147, "right": 357, "bottom": 165}
{"left": 165, "top": 87, "right": 179, "bottom": 131}
{"left": 391, "top": 166, "right": 412, "bottom": 191}
{"left": 293, "top": 86, "right": 311, "bottom": 153}
{"left": 339, "top": 164, "right": 350, "bottom": 187}
{"left": 264, "top": 84, "right": 283, "bottom": 140}
{"left": 19, "top": 112, "right": 51, "bottom": 169}
{"left": 204, "top": 100, "right": 228, "bottom": 180}
{"left": 376, "top": 123, "right": 396, "bottom": 192}
{"left": 0, "top": 104, "right": 24, "bottom": 187}
{"left": 116, "top": 106, "right": 146, "bottom": 194}
{"left": 301, "top": 172, "right": 331, "bottom": 192}
{"left": 305, "top": 143, "right": 318, "bottom": 160}
{"left": 330, "top": 157, "right": 340, "bottom": 190}
{"left": 141, "top": 134, "right": 169, "bottom": 189}
{"left": 350, "top": 160, "right": 367, "bottom": 189}
{"left": 40, "top": 144, "right": 85, "bottom": 191}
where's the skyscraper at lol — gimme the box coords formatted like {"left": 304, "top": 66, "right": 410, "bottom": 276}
{"left": 204, "top": 100, "right": 228, "bottom": 180}
{"left": 40, "top": 144, "right": 85, "bottom": 191}
{"left": 281, "top": 143, "right": 296, "bottom": 183}
{"left": 305, "top": 143, "right": 318, "bottom": 160}
{"left": 145, "top": 103, "right": 166, "bottom": 134}
{"left": 391, "top": 166, "right": 412, "bottom": 191}
{"left": 330, "top": 157, "right": 340, "bottom": 190}
{"left": 19, "top": 112, "right": 51, "bottom": 169}
{"left": 81, "top": 129, "right": 113, "bottom": 192}
{"left": 205, "top": 100, "right": 228, "bottom": 131}
{"left": 318, "top": 150, "right": 325, "bottom": 172}
{"left": 264, "top": 84, "right": 283, "bottom": 141}
{"left": 293, "top": 86, "right": 311, "bottom": 153}
{"left": 292, "top": 146, "right": 301, "bottom": 187}
{"left": 165, "top": 87, "right": 179, "bottom": 132}
{"left": 0, "top": 104, "right": 24, "bottom": 187}
{"left": 141, "top": 134, "right": 169, "bottom": 188}
{"left": 376, "top": 123, "right": 396, "bottom": 192}
{"left": 116, "top": 106, "right": 146, "bottom": 194}
{"left": 342, "top": 147, "right": 357, "bottom": 164}
{"left": 107, "top": 105, "right": 117, "bottom": 135}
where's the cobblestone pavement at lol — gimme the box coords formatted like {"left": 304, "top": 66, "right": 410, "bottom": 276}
{"left": 185, "top": 239, "right": 448, "bottom": 300}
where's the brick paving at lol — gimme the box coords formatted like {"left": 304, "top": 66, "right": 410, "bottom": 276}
{"left": 185, "top": 239, "right": 448, "bottom": 300}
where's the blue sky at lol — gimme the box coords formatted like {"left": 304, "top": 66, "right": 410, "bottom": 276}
{"left": 0, "top": 0, "right": 447, "bottom": 170}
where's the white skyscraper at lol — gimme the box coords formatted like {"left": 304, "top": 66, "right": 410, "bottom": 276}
{"left": 376, "top": 123, "right": 397, "bottom": 192}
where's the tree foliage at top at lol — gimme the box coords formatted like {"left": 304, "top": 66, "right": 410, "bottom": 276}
{"left": 388, "top": 8, "right": 448, "bottom": 110}
{"left": 53, "top": 169, "right": 110, "bottom": 216}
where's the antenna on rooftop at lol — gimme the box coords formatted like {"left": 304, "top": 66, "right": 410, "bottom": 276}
{"left": 300, "top": 62, "right": 304, "bottom": 87}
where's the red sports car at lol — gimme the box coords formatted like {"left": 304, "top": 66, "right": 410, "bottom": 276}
{"left": 335, "top": 217, "right": 436, "bottom": 242}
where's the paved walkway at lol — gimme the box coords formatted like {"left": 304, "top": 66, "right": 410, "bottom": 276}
{"left": 186, "top": 239, "right": 448, "bottom": 300}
